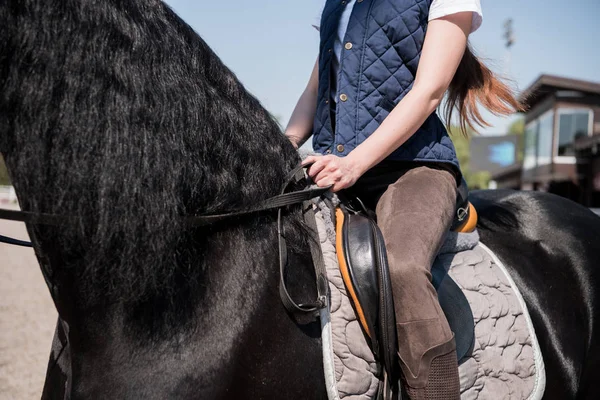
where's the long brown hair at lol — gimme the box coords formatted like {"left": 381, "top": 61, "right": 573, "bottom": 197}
{"left": 446, "top": 46, "right": 526, "bottom": 135}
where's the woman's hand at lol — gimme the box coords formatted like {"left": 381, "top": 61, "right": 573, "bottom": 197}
{"left": 302, "top": 154, "right": 364, "bottom": 192}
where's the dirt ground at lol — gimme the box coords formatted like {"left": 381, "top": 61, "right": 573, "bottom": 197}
{"left": 0, "top": 203, "right": 57, "bottom": 400}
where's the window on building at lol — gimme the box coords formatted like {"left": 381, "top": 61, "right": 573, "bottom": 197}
{"left": 537, "top": 111, "right": 554, "bottom": 165}
{"left": 557, "top": 109, "right": 592, "bottom": 157}
{"left": 524, "top": 120, "right": 538, "bottom": 170}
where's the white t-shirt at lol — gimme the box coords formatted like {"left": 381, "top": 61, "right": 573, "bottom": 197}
{"left": 429, "top": 0, "right": 482, "bottom": 32}
{"left": 324, "top": 0, "right": 483, "bottom": 102}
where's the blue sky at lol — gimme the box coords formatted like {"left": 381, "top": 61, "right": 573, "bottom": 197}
{"left": 164, "top": 0, "right": 600, "bottom": 136}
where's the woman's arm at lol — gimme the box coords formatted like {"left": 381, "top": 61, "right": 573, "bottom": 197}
{"left": 304, "top": 12, "right": 473, "bottom": 190}
{"left": 284, "top": 58, "right": 319, "bottom": 149}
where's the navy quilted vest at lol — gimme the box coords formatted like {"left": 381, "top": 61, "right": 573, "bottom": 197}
{"left": 313, "top": 0, "right": 459, "bottom": 170}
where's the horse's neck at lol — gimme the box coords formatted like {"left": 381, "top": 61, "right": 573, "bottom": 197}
{"left": 196, "top": 229, "right": 327, "bottom": 399}
{"left": 53, "top": 223, "right": 325, "bottom": 398}
{"left": 41, "top": 223, "right": 308, "bottom": 394}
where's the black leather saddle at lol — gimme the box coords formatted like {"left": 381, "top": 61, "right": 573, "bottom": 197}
{"left": 335, "top": 178, "right": 476, "bottom": 388}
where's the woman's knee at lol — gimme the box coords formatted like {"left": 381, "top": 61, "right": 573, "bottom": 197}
{"left": 387, "top": 259, "right": 432, "bottom": 286}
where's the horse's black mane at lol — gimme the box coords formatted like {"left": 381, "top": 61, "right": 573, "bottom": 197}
{"left": 0, "top": 0, "right": 301, "bottom": 334}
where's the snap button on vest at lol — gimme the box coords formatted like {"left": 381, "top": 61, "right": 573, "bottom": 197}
{"left": 345, "top": 42, "right": 353, "bottom": 50}
{"left": 339, "top": 94, "right": 348, "bottom": 102}
{"left": 337, "top": 144, "right": 345, "bottom": 152}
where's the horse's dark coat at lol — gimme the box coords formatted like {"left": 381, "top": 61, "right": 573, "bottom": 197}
{"left": 1, "top": 0, "right": 324, "bottom": 398}
{"left": 471, "top": 190, "right": 600, "bottom": 399}
{"left": 1, "top": 0, "right": 599, "bottom": 399}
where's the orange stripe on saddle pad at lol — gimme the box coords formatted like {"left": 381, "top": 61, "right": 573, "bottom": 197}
{"left": 335, "top": 207, "right": 372, "bottom": 338}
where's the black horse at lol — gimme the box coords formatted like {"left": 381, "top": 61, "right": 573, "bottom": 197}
{"left": 1, "top": 1, "right": 599, "bottom": 399}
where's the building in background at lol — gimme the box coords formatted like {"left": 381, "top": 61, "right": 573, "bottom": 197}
{"left": 488, "top": 75, "right": 600, "bottom": 205}
{"left": 574, "top": 134, "right": 600, "bottom": 207}
{"left": 519, "top": 75, "right": 600, "bottom": 201}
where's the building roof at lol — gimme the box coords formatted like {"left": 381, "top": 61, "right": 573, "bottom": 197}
{"left": 519, "top": 74, "right": 600, "bottom": 110}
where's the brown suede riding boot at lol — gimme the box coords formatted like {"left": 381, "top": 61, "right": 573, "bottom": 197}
{"left": 344, "top": 164, "right": 461, "bottom": 400}
{"left": 400, "top": 336, "right": 460, "bottom": 400}
{"left": 367, "top": 166, "right": 461, "bottom": 400}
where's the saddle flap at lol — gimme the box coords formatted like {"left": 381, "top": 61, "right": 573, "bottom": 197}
{"left": 335, "top": 207, "right": 379, "bottom": 343}
{"left": 335, "top": 201, "right": 476, "bottom": 382}
{"left": 335, "top": 205, "right": 399, "bottom": 384}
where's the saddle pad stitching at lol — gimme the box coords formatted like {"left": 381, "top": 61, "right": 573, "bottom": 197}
{"left": 477, "top": 243, "right": 546, "bottom": 400}
{"left": 320, "top": 304, "right": 342, "bottom": 400}
{"left": 448, "top": 244, "right": 543, "bottom": 399}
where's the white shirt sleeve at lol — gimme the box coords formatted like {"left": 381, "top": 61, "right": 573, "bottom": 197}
{"left": 429, "top": 0, "right": 483, "bottom": 33}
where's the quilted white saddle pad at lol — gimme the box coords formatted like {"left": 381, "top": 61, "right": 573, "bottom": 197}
{"left": 313, "top": 201, "right": 546, "bottom": 400}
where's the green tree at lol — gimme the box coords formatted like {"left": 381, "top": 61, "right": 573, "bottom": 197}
{"left": 449, "top": 126, "right": 491, "bottom": 189}
{"left": 0, "top": 154, "right": 10, "bottom": 185}
{"left": 507, "top": 117, "right": 525, "bottom": 162}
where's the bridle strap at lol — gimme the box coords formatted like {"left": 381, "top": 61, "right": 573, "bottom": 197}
{"left": 0, "top": 208, "right": 72, "bottom": 226}
{"left": 186, "top": 186, "right": 329, "bottom": 227}
{"left": 0, "top": 163, "right": 330, "bottom": 320}
{"left": 0, "top": 164, "right": 323, "bottom": 230}
{"left": 277, "top": 167, "right": 329, "bottom": 320}
{"left": 0, "top": 208, "right": 72, "bottom": 247}
{"left": 0, "top": 187, "right": 328, "bottom": 233}
{"left": 0, "top": 233, "right": 33, "bottom": 247}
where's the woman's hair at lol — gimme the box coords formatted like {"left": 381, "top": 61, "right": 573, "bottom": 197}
{"left": 446, "top": 46, "right": 526, "bottom": 135}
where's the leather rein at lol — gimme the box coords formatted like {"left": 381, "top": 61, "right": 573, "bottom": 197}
{"left": 0, "top": 164, "right": 329, "bottom": 320}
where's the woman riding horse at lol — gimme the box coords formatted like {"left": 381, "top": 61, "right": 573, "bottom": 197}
{"left": 285, "top": 1, "right": 521, "bottom": 397}
{"left": 0, "top": 0, "right": 599, "bottom": 399}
